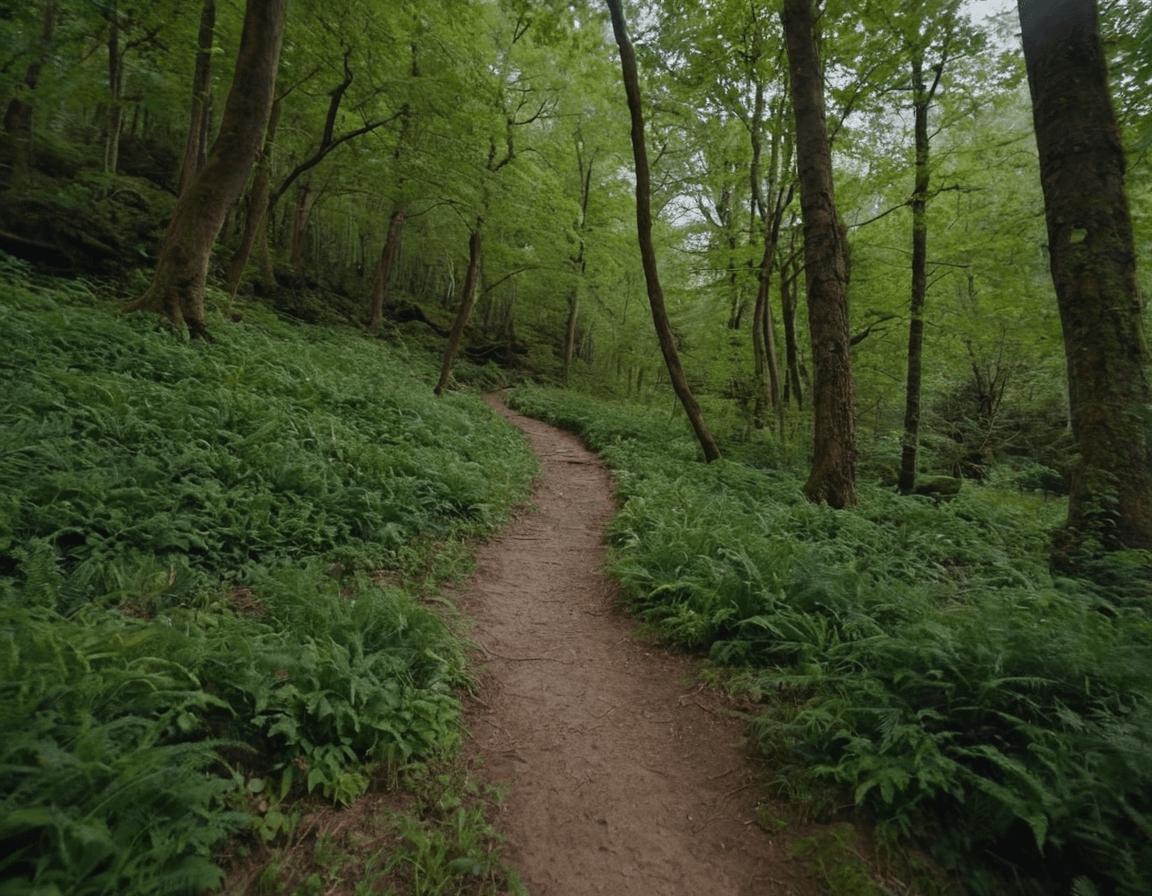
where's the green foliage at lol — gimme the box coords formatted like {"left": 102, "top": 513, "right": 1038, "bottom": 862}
{"left": 0, "top": 257, "right": 537, "bottom": 895}
{"left": 244, "top": 763, "right": 527, "bottom": 896}
{"left": 790, "top": 825, "right": 887, "bottom": 896}
{"left": 510, "top": 384, "right": 1152, "bottom": 896}
{"left": 198, "top": 568, "right": 465, "bottom": 807}
{"left": 0, "top": 255, "right": 535, "bottom": 599}
{"left": 0, "top": 605, "right": 243, "bottom": 895}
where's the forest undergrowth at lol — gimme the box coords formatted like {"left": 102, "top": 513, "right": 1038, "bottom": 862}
{"left": 0, "top": 256, "right": 537, "bottom": 895}
{"left": 507, "top": 384, "right": 1152, "bottom": 896}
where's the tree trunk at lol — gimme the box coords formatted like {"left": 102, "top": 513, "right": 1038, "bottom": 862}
{"left": 176, "top": 0, "right": 216, "bottom": 196}
{"left": 1018, "top": 0, "right": 1152, "bottom": 553}
{"left": 2, "top": 0, "right": 56, "bottom": 189}
{"left": 563, "top": 285, "right": 580, "bottom": 381}
{"left": 126, "top": 0, "right": 284, "bottom": 339}
{"left": 289, "top": 181, "right": 314, "bottom": 276}
{"left": 564, "top": 136, "right": 594, "bottom": 383}
{"left": 225, "top": 94, "right": 281, "bottom": 291}
{"left": 783, "top": 0, "right": 857, "bottom": 507}
{"left": 781, "top": 242, "right": 804, "bottom": 410}
{"left": 752, "top": 235, "right": 783, "bottom": 424}
{"left": 103, "top": 3, "right": 124, "bottom": 174}
{"left": 368, "top": 209, "right": 407, "bottom": 332}
{"left": 435, "top": 225, "right": 483, "bottom": 396}
{"left": 898, "top": 56, "right": 941, "bottom": 494}
{"left": 607, "top": 0, "right": 721, "bottom": 463}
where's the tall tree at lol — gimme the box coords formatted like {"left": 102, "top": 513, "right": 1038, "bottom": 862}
{"left": 126, "top": 0, "right": 285, "bottom": 338}
{"left": 890, "top": 1, "right": 970, "bottom": 494}
{"left": 783, "top": 0, "right": 857, "bottom": 507}
{"left": 1017, "top": 0, "right": 1152, "bottom": 553}
{"left": 606, "top": 0, "right": 721, "bottom": 463}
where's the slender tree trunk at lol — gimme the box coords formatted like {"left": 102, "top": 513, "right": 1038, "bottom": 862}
{"left": 103, "top": 4, "right": 124, "bottom": 174}
{"left": 435, "top": 224, "right": 482, "bottom": 396}
{"left": 176, "top": 0, "right": 216, "bottom": 196}
{"left": 1018, "top": 0, "right": 1152, "bottom": 553}
{"left": 563, "top": 283, "right": 580, "bottom": 380}
{"left": 607, "top": 0, "right": 720, "bottom": 463}
{"left": 752, "top": 235, "right": 783, "bottom": 420}
{"left": 126, "top": 0, "right": 284, "bottom": 338}
{"left": 225, "top": 95, "right": 281, "bottom": 291}
{"left": 781, "top": 246, "right": 804, "bottom": 410}
{"left": 898, "top": 56, "right": 941, "bottom": 494}
{"left": 2, "top": 0, "right": 56, "bottom": 189}
{"left": 289, "top": 182, "right": 314, "bottom": 276}
{"left": 564, "top": 139, "right": 593, "bottom": 382}
{"left": 368, "top": 210, "right": 406, "bottom": 332}
{"left": 750, "top": 89, "right": 793, "bottom": 427}
{"left": 783, "top": 0, "right": 857, "bottom": 507}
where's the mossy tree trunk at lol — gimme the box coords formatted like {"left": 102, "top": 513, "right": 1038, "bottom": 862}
{"left": 1018, "top": 0, "right": 1152, "bottom": 553}
{"left": 782, "top": 0, "right": 857, "bottom": 507}
{"left": 128, "top": 0, "right": 284, "bottom": 339}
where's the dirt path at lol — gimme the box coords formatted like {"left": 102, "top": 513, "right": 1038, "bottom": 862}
{"left": 456, "top": 395, "right": 821, "bottom": 896}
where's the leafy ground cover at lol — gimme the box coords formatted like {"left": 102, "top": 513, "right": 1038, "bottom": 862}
{"left": 0, "top": 256, "right": 537, "bottom": 895}
{"left": 507, "top": 383, "right": 1152, "bottom": 896}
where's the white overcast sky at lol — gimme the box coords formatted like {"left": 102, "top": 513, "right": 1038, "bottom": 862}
{"left": 967, "top": 0, "right": 1015, "bottom": 23}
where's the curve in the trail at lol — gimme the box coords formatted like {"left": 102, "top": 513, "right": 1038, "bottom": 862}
{"left": 457, "top": 395, "right": 817, "bottom": 896}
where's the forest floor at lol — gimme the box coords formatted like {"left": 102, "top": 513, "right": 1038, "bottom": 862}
{"left": 455, "top": 394, "right": 827, "bottom": 896}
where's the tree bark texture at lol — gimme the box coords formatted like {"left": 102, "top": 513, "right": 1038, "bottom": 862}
{"left": 606, "top": 0, "right": 721, "bottom": 463}
{"left": 1018, "top": 0, "right": 1152, "bottom": 552}
{"left": 435, "top": 225, "right": 483, "bottom": 396}
{"left": 177, "top": 0, "right": 216, "bottom": 196}
{"left": 783, "top": 0, "right": 857, "bottom": 507}
{"left": 128, "top": 0, "right": 284, "bottom": 338}
{"left": 225, "top": 94, "right": 281, "bottom": 291}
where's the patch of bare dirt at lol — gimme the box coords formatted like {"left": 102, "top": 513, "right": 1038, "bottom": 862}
{"left": 454, "top": 395, "right": 827, "bottom": 896}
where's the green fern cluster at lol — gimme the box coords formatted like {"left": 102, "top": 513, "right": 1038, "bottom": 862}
{"left": 0, "top": 255, "right": 537, "bottom": 895}
{"left": 508, "top": 384, "right": 1152, "bottom": 896}
{"left": 0, "top": 604, "right": 243, "bottom": 894}
{"left": 195, "top": 565, "right": 465, "bottom": 807}
{"left": 0, "top": 261, "right": 535, "bottom": 601}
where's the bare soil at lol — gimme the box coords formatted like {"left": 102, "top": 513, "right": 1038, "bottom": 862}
{"left": 456, "top": 395, "right": 827, "bottom": 896}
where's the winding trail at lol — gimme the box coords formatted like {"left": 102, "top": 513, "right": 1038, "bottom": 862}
{"left": 454, "top": 396, "right": 819, "bottom": 896}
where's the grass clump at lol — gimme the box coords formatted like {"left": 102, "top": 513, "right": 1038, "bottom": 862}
{"left": 507, "top": 383, "right": 1152, "bottom": 896}
{"left": 0, "top": 254, "right": 537, "bottom": 895}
